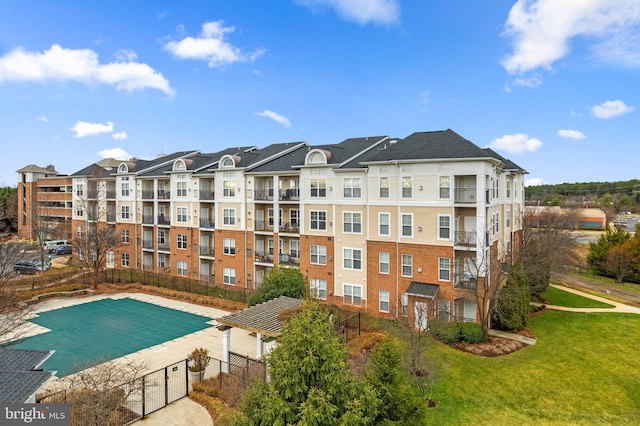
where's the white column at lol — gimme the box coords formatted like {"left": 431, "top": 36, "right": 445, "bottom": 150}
{"left": 256, "top": 333, "right": 264, "bottom": 358}
{"left": 221, "top": 327, "right": 231, "bottom": 373}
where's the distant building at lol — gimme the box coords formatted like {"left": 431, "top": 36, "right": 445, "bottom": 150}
{"left": 525, "top": 206, "right": 606, "bottom": 230}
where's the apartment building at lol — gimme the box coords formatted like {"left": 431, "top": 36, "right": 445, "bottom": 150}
{"left": 17, "top": 129, "right": 526, "bottom": 325}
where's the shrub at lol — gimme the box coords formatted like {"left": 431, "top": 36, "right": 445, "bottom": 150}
{"left": 459, "top": 322, "right": 485, "bottom": 344}
{"left": 430, "top": 321, "right": 461, "bottom": 344}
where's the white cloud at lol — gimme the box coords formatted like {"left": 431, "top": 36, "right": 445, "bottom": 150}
{"left": 115, "top": 49, "right": 137, "bottom": 62}
{"left": 70, "top": 121, "right": 114, "bottom": 138}
{"left": 558, "top": 129, "right": 586, "bottom": 140}
{"left": 0, "top": 44, "right": 173, "bottom": 94}
{"left": 591, "top": 99, "right": 633, "bottom": 119}
{"left": 525, "top": 178, "right": 545, "bottom": 186}
{"left": 502, "top": 0, "right": 640, "bottom": 74}
{"left": 164, "top": 21, "right": 265, "bottom": 68}
{"left": 37, "top": 115, "right": 49, "bottom": 122}
{"left": 98, "top": 147, "right": 131, "bottom": 160}
{"left": 296, "top": 0, "right": 400, "bottom": 25}
{"left": 504, "top": 73, "right": 543, "bottom": 91}
{"left": 488, "top": 133, "right": 542, "bottom": 154}
{"left": 257, "top": 110, "right": 291, "bottom": 127}
{"left": 112, "top": 131, "right": 128, "bottom": 140}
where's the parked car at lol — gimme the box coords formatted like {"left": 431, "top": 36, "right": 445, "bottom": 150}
{"left": 43, "top": 240, "right": 70, "bottom": 253}
{"left": 52, "top": 244, "right": 72, "bottom": 255}
{"left": 14, "top": 260, "right": 51, "bottom": 274}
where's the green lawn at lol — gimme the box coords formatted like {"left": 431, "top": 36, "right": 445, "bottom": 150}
{"left": 542, "top": 286, "right": 614, "bottom": 308}
{"left": 422, "top": 312, "right": 640, "bottom": 425}
{"left": 571, "top": 270, "right": 640, "bottom": 296}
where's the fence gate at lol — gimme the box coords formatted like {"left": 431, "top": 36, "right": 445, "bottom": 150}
{"left": 143, "top": 360, "right": 188, "bottom": 417}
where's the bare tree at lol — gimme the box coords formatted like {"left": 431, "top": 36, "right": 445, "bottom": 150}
{"left": 604, "top": 243, "right": 634, "bottom": 283}
{"left": 0, "top": 241, "right": 33, "bottom": 341}
{"left": 404, "top": 301, "right": 438, "bottom": 403}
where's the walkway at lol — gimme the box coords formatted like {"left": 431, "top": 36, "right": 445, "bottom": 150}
{"left": 136, "top": 397, "right": 213, "bottom": 426}
{"left": 553, "top": 273, "right": 640, "bottom": 306}
{"left": 532, "top": 284, "right": 640, "bottom": 314}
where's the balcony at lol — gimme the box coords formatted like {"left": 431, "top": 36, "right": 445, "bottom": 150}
{"left": 281, "top": 222, "right": 300, "bottom": 233}
{"left": 199, "top": 218, "right": 215, "bottom": 229}
{"left": 455, "top": 187, "right": 477, "bottom": 203}
{"left": 454, "top": 231, "right": 478, "bottom": 247}
{"left": 106, "top": 213, "right": 116, "bottom": 223}
{"left": 279, "top": 188, "right": 300, "bottom": 201}
{"left": 254, "top": 189, "right": 274, "bottom": 201}
{"left": 254, "top": 251, "right": 274, "bottom": 264}
{"left": 158, "top": 215, "right": 170, "bottom": 226}
{"left": 454, "top": 274, "right": 477, "bottom": 289}
{"left": 142, "top": 190, "right": 155, "bottom": 200}
{"left": 142, "top": 215, "right": 154, "bottom": 225}
{"left": 200, "top": 246, "right": 214, "bottom": 256}
{"left": 279, "top": 253, "right": 300, "bottom": 267}
{"left": 142, "top": 239, "right": 154, "bottom": 249}
{"left": 157, "top": 190, "right": 171, "bottom": 200}
{"left": 199, "top": 190, "right": 215, "bottom": 200}
{"left": 157, "top": 242, "right": 171, "bottom": 252}
{"left": 254, "top": 220, "right": 274, "bottom": 232}
{"left": 105, "top": 190, "right": 116, "bottom": 199}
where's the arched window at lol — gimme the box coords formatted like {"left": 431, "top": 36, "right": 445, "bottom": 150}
{"left": 307, "top": 151, "right": 326, "bottom": 165}
{"left": 220, "top": 157, "right": 235, "bottom": 168}
{"left": 173, "top": 160, "right": 187, "bottom": 171}
{"left": 118, "top": 163, "right": 128, "bottom": 173}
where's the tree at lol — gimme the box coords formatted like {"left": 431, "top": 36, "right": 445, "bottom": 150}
{"left": 603, "top": 242, "right": 635, "bottom": 283}
{"left": 0, "top": 240, "right": 32, "bottom": 340}
{"left": 495, "top": 261, "right": 530, "bottom": 331}
{"left": 365, "top": 335, "right": 425, "bottom": 424}
{"left": 0, "top": 186, "right": 18, "bottom": 233}
{"left": 586, "top": 227, "right": 631, "bottom": 276}
{"left": 247, "top": 267, "right": 308, "bottom": 307}
{"left": 234, "top": 301, "right": 379, "bottom": 425}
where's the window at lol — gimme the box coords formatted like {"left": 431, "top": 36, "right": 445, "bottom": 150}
{"left": 379, "top": 252, "right": 390, "bottom": 274}
{"left": 401, "top": 213, "right": 413, "bottom": 237}
{"left": 310, "top": 278, "right": 327, "bottom": 300}
{"left": 507, "top": 180, "right": 512, "bottom": 198}
{"left": 223, "top": 180, "right": 235, "bottom": 197}
{"left": 223, "top": 267, "right": 236, "bottom": 285}
{"left": 438, "top": 299, "right": 450, "bottom": 322}
{"left": 401, "top": 293, "right": 408, "bottom": 317}
{"left": 343, "top": 177, "right": 362, "bottom": 198}
{"left": 402, "top": 254, "right": 412, "bottom": 277}
{"left": 379, "top": 213, "right": 390, "bottom": 236}
{"left": 121, "top": 253, "right": 130, "bottom": 267}
{"left": 439, "top": 176, "right": 450, "bottom": 198}
{"left": 343, "top": 284, "right": 362, "bottom": 306}
{"left": 121, "top": 177, "right": 130, "bottom": 197}
{"left": 310, "top": 210, "right": 327, "bottom": 230}
{"left": 268, "top": 208, "right": 283, "bottom": 227}
{"left": 343, "top": 212, "right": 362, "bottom": 233}
{"left": 121, "top": 229, "right": 129, "bottom": 243}
{"left": 290, "top": 240, "right": 300, "bottom": 258}
{"left": 76, "top": 226, "right": 83, "bottom": 238}
{"left": 402, "top": 177, "right": 412, "bottom": 198}
{"left": 177, "top": 260, "right": 187, "bottom": 276}
{"left": 267, "top": 238, "right": 274, "bottom": 256}
{"left": 310, "top": 178, "right": 326, "bottom": 197}
{"left": 290, "top": 209, "right": 300, "bottom": 227}
{"left": 76, "top": 184, "right": 84, "bottom": 196}
{"left": 308, "top": 152, "right": 325, "bottom": 164}
{"left": 379, "top": 177, "right": 389, "bottom": 198}
{"left": 176, "top": 181, "right": 187, "bottom": 197}
{"left": 223, "top": 238, "right": 236, "bottom": 255}
{"left": 76, "top": 207, "right": 84, "bottom": 217}
{"left": 310, "top": 244, "right": 327, "bottom": 265}
{"left": 158, "top": 254, "right": 167, "bottom": 268}
{"left": 221, "top": 157, "right": 234, "bottom": 168}
{"left": 439, "top": 257, "right": 451, "bottom": 281}
{"left": 121, "top": 205, "right": 130, "bottom": 220}
{"left": 223, "top": 208, "right": 236, "bottom": 225}
{"left": 438, "top": 215, "right": 451, "bottom": 239}
{"left": 379, "top": 290, "right": 390, "bottom": 313}
{"left": 343, "top": 248, "right": 362, "bottom": 270}
{"left": 157, "top": 230, "right": 166, "bottom": 245}
{"left": 495, "top": 212, "right": 500, "bottom": 234}
{"left": 506, "top": 209, "right": 511, "bottom": 228}
{"left": 177, "top": 234, "right": 187, "bottom": 250}
{"left": 177, "top": 207, "right": 187, "bottom": 223}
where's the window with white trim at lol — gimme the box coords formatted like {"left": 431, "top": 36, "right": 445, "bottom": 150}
{"left": 507, "top": 180, "right": 511, "bottom": 198}
{"left": 121, "top": 229, "right": 129, "bottom": 243}
{"left": 223, "top": 208, "right": 236, "bottom": 225}
{"left": 379, "top": 213, "right": 390, "bottom": 236}
{"left": 268, "top": 238, "right": 274, "bottom": 256}
{"left": 177, "top": 207, "right": 187, "bottom": 223}
{"left": 402, "top": 254, "right": 412, "bottom": 277}
{"left": 158, "top": 254, "right": 167, "bottom": 269}
{"left": 506, "top": 209, "right": 511, "bottom": 228}
{"left": 438, "top": 215, "right": 451, "bottom": 239}
{"left": 290, "top": 209, "right": 300, "bottom": 227}
{"left": 343, "top": 248, "right": 362, "bottom": 270}
{"left": 76, "top": 207, "right": 84, "bottom": 217}
{"left": 121, "top": 253, "right": 130, "bottom": 267}
{"left": 121, "top": 177, "right": 130, "bottom": 197}
{"left": 76, "top": 184, "right": 84, "bottom": 196}
{"left": 223, "top": 238, "right": 236, "bottom": 255}
{"left": 438, "top": 299, "right": 450, "bottom": 322}
{"left": 176, "top": 180, "right": 187, "bottom": 197}
{"left": 177, "top": 234, "right": 187, "bottom": 250}
{"left": 223, "top": 267, "right": 236, "bottom": 285}
{"left": 379, "top": 290, "right": 390, "bottom": 313}
{"left": 223, "top": 180, "right": 235, "bottom": 197}
{"left": 268, "top": 208, "right": 283, "bottom": 227}
{"left": 310, "top": 278, "right": 327, "bottom": 300}
{"left": 290, "top": 240, "right": 300, "bottom": 258}
{"left": 310, "top": 178, "right": 326, "bottom": 197}
{"left": 401, "top": 293, "right": 408, "bottom": 317}
{"left": 177, "top": 260, "right": 187, "bottom": 276}
{"left": 401, "top": 213, "right": 413, "bottom": 237}
{"left": 121, "top": 205, "right": 130, "bottom": 220}
{"left": 379, "top": 252, "right": 390, "bottom": 274}
{"left": 76, "top": 226, "right": 83, "bottom": 238}
{"left": 439, "top": 176, "right": 450, "bottom": 199}
{"left": 343, "top": 177, "right": 361, "bottom": 198}
{"left": 439, "top": 257, "right": 451, "bottom": 281}
{"left": 343, "top": 212, "right": 362, "bottom": 233}
{"left": 157, "top": 230, "right": 166, "bottom": 246}
{"left": 402, "top": 176, "right": 412, "bottom": 198}
{"left": 310, "top": 244, "right": 326, "bottom": 265}
{"left": 310, "top": 210, "right": 327, "bottom": 230}
{"left": 379, "top": 177, "right": 389, "bottom": 198}
{"left": 343, "top": 284, "right": 362, "bottom": 306}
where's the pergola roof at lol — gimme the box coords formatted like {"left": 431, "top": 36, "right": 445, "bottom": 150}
{"left": 216, "top": 296, "right": 303, "bottom": 338}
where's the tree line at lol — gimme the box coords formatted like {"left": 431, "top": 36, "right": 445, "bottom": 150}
{"left": 526, "top": 179, "right": 640, "bottom": 205}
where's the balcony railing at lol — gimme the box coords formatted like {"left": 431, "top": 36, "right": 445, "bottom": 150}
{"left": 158, "top": 215, "right": 170, "bottom": 225}
{"left": 254, "top": 189, "right": 274, "bottom": 201}
{"left": 454, "top": 231, "right": 477, "bottom": 246}
{"left": 254, "top": 251, "right": 273, "bottom": 264}
{"left": 142, "top": 239, "right": 154, "bottom": 249}
{"left": 199, "top": 218, "right": 215, "bottom": 229}
{"left": 199, "top": 190, "right": 215, "bottom": 200}
{"left": 454, "top": 187, "right": 477, "bottom": 203}
{"left": 254, "top": 220, "right": 274, "bottom": 232}
{"left": 157, "top": 190, "right": 171, "bottom": 200}
{"left": 454, "top": 274, "right": 477, "bottom": 289}
{"left": 142, "top": 215, "right": 154, "bottom": 225}
{"left": 105, "top": 190, "right": 116, "bottom": 199}
{"left": 279, "top": 188, "right": 300, "bottom": 201}
{"left": 200, "top": 246, "right": 214, "bottom": 256}
{"left": 157, "top": 242, "right": 170, "bottom": 251}
{"left": 279, "top": 253, "right": 300, "bottom": 266}
{"left": 141, "top": 190, "right": 155, "bottom": 199}
{"left": 281, "top": 222, "right": 300, "bottom": 233}
{"left": 106, "top": 213, "right": 116, "bottom": 223}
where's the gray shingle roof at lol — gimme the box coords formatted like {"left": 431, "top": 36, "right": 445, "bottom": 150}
{"left": 405, "top": 282, "right": 440, "bottom": 298}
{"left": 0, "top": 348, "right": 55, "bottom": 403}
{"left": 245, "top": 145, "right": 309, "bottom": 173}
{"left": 216, "top": 296, "right": 303, "bottom": 337}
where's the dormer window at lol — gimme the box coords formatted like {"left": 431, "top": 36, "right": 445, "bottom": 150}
{"left": 221, "top": 157, "right": 235, "bottom": 168}
{"left": 118, "top": 164, "right": 128, "bottom": 174}
{"left": 307, "top": 151, "right": 326, "bottom": 165}
{"left": 173, "top": 160, "right": 187, "bottom": 171}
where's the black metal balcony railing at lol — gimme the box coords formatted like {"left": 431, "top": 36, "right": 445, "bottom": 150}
{"left": 199, "top": 190, "right": 215, "bottom": 200}
{"left": 454, "top": 231, "right": 478, "bottom": 246}
{"left": 142, "top": 239, "right": 154, "bottom": 249}
{"left": 158, "top": 215, "right": 170, "bottom": 225}
{"left": 279, "top": 253, "right": 300, "bottom": 265}
{"left": 199, "top": 218, "right": 215, "bottom": 228}
{"left": 254, "top": 251, "right": 273, "bottom": 263}
{"left": 141, "top": 190, "right": 155, "bottom": 199}
{"left": 254, "top": 189, "right": 273, "bottom": 201}
{"left": 454, "top": 274, "right": 477, "bottom": 289}
{"left": 200, "top": 246, "right": 214, "bottom": 256}
{"left": 454, "top": 187, "right": 477, "bottom": 203}
{"left": 142, "top": 215, "right": 154, "bottom": 224}
{"left": 157, "top": 190, "right": 171, "bottom": 200}
{"left": 105, "top": 190, "right": 116, "bottom": 199}
{"left": 281, "top": 222, "right": 300, "bottom": 233}
{"left": 279, "top": 188, "right": 300, "bottom": 201}
{"left": 254, "top": 220, "right": 274, "bottom": 231}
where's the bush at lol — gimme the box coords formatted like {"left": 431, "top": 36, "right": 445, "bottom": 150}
{"left": 430, "top": 321, "right": 461, "bottom": 344}
{"left": 459, "top": 322, "right": 485, "bottom": 344}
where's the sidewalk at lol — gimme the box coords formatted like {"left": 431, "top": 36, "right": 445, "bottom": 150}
{"left": 136, "top": 397, "right": 213, "bottom": 426}
{"left": 531, "top": 284, "right": 640, "bottom": 315}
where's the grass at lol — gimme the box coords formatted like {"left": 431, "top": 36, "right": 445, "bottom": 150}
{"left": 542, "top": 286, "right": 614, "bottom": 308}
{"left": 423, "top": 311, "right": 640, "bottom": 425}
{"left": 570, "top": 269, "right": 640, "bottom": 296}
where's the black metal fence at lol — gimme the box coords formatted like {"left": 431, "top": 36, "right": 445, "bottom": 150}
{"left": 12, "top": 269, "right": 90, "bottom": 292}
{"left": 333, "top": 312, "right": 361, "bottom": 343}
{"left": 37, "top": 359, "right": 189, "bottom": 426}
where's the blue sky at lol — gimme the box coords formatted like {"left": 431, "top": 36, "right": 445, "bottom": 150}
{"left": 1, "top": 0, "right": 638, "bottom": 187}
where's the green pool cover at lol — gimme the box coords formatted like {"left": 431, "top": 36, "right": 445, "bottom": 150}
{"left": 10, "top": 298, "right": 213, "bottom": 376}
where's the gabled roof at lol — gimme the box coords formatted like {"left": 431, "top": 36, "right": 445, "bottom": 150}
{"left": 0, "top": 348, "right": 55, "bottom": 404}
{"left": 311, "top": 136, "right": 388, "bottom": 165}
{"left": 71, "top": 162, "right": 116, "bottom": 179}
{"left": 482, "top": 148, "right": 527, "bottom": 173}
{"left": 16, "top": 164, "right": 59, "bottom": 175}
{"left": 405, "top": 282, "right": 440, "bottom": 298}
{"left": 230, "top": 142, "right": 303, "bottom": 169}
{"left": 245, "top": 144, "right": 309, "bottom": 174}
{"left": 216, "top": 296, "right": 303, "bottom": 338}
